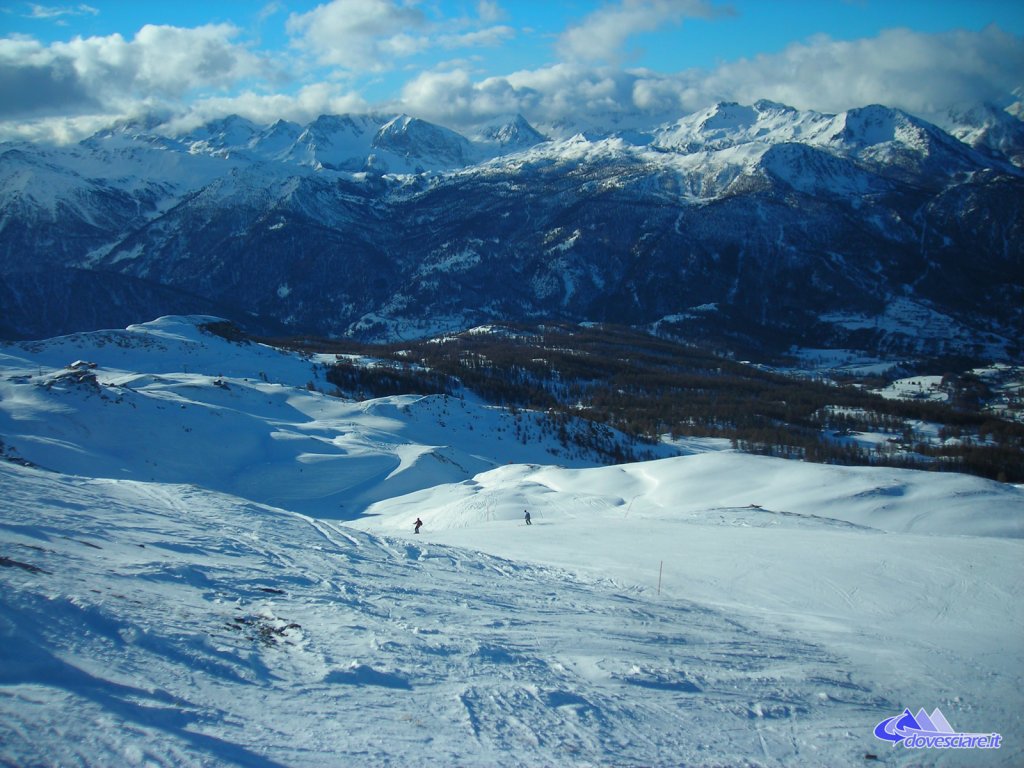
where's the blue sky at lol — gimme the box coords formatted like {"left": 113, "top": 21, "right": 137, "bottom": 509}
{"left": 1, "top": 0, "right": 1022, "bottom": 141}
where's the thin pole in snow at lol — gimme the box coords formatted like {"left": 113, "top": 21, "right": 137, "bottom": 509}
{"left": 657, "top": 560, "right": 663, "bottom": 595}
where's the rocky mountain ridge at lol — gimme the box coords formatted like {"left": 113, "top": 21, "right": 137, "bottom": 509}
{"left": 1, "top": 101, "right": 1021, "bottom": 363}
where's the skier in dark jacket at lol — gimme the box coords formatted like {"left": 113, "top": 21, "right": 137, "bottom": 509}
{"left": 414, "top": 518, "right": 423, "bottom": 534}
{"left": 524, "top": 510, "right": 531, "bottom": 525}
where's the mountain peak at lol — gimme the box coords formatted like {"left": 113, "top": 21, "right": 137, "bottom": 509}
{"left": 2, "top": 99, "right": 1020, "bottom": 361}
{"left": 184, "top": 114, "right": 260, "bottom": 150}
{"left": 944, "top": 102, "right": 1024, "bottom": 166}
{"left": 834, "top": 104, "right": 918, "bottom": 144}
{"left": 372, "top": 115, "right": 473, "bottom": 166}
{"left": 827, "top": 104, "right": 996, "bottom": 177}
{"left": 475, "top": 114, "right": 546, "bottom": 149}
{"left": 695, "top": 102, "right": 760, "bottom": 134}
{"left": 651, "top": 100, "right": 831, "bottom": 153}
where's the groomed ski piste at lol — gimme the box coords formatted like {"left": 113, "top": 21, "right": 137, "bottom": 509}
{"left": 1, "top": 316, "right": 1021, "bottom": 767}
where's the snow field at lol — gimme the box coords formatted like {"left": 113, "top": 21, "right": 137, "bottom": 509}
{"left": 1, "top": 316, "right": 1022, "bottom": 766}
{"left": 0, "top": 317, "right": 615, "bottom": 518}
{"left": 356, "top": 454, "right": 1024, "bottom": 760}
{"left": 3, "top": 461, "right": 903, "bottom": 767}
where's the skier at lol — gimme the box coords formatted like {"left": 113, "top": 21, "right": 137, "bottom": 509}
{"left": 414, "top": 517, "right": 423, "bottom": 534}
{"left": 524, "top": 510, "right": 531, "bottom": 526}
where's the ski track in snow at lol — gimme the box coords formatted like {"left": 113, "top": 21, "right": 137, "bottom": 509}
{"left": 1, "top": 462, "right": 903, "bottom": 768}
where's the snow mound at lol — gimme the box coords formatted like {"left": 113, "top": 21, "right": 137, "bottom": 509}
{"left": 360, "top": 452, "right": 1023, "bottom": 539}
{"left": 0, "top": 316, "right": 617, "bottom": 517}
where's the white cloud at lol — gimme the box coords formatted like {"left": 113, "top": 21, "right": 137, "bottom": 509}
{"left": 0, "top": 22, "right": 275, "bottom": 140}
{"left": 0, "top": 112, "right": 119, "bottom": 143}
{"left": 439, "top": 25, "right": 515, "bottom": 50}
{"left": 399, "top": 63, "right": 681, "bottom": 132}
{"left": 257, "top": 2, "right": 285, "bottom": 24}
{"left": 25, "top": 3, "right": 99, "bottom": 21}
{"left": 0, "top": 36, "right": 100, "bottom": 119}
{"left": 121, "top": 24, "right": 267, "bottom": 95}
{"left": 1, "top": 7, "right": 1020, "bottom": 145}
{"left": 397, "top": 26, "right": 1024, "bottom": 133}
{"left": 0, "top": 23, "right": 268, "bottom": 118}
{"left": 160, "top": 82, "right": 369, "bottom": 135}
{"left": 476, "top": 1, "right": 506, "bottom": 25}
{"left": 286, "top": 0, "right": 427, "bottom": 71}
{"left": 0, "top": 80, "right": 371, "bottom": 143}
{"left": 557, "top": 0, "right": 720, "bottom": 64}
{"left": 701, "top": 25, "right": 1024, "bottom": 118}
{"left": 286, "top": 0, "right": 517, "bottom": 74}
{"left": 398, "top": 68, "right": 495, "bottom": 123}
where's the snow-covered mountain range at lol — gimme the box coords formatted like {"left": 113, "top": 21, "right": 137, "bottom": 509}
{"left": 1, "top": 315, "right": 1021, "bottom": 766}
{"left": 1, "top": 101, "right": 1022, "bottom": 362}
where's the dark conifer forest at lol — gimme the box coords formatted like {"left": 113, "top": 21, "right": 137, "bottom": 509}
{"left": 208, "top": 321, "right": 1024, "bottom": 483}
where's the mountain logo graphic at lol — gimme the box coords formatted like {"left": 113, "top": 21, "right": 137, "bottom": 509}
{"left": 873, "top": 708, "right": 1002, "bottom": 750}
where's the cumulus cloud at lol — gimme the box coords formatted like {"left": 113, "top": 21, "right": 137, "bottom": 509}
{"left": 0, "top": 37, "right": 100, "bottom": 119}
{"left": 286, "top": 0, "right": 428, "bottom": 71}
{"left": 0, "top": 23, "right": 268, "bottom": 121}
{"left": 398, "top": 68, "right": 506, "bottom": 124}
{"left": 557, "top": 0, "right": 721, "bottom": 64}
{"left": 398, "top": 25, "right": 1024, "bottom": 133}
{"left": 160, "top": 82, "right": 369, "bottom": 135}
{"left": 399, "top": 63, "right": 680, "bottom": 133}
{"left": 0, "top": 22, "right": 278, "bottom": 141}
{"left": 702, "top": 25, "right": 1024, "bottom": 118}
{"left": 2, "top": 4, "right": 1020, "bottom": 145}
{"left": 286, "top": 0, "right": 516, "bottom": 73}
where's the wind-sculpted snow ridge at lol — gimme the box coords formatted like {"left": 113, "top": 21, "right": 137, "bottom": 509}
{"left": 0, "top": 461, "right": 903, "bottom": 767}
{"left": 359, "top": 454, "right": 1024, "bottom": 539}
{"left": 0, "top": 316, "right": 670, "bottom": 517}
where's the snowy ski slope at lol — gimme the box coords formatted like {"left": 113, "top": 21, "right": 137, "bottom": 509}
{"left": 1, "top": 316, "right": 1021, "bottom": 767}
